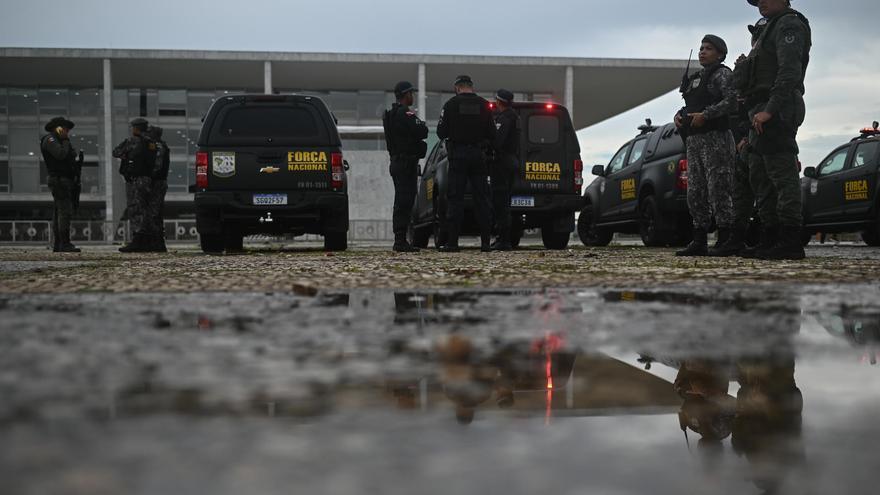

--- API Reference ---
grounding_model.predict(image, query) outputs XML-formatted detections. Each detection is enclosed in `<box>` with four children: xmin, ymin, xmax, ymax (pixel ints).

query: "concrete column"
<box><xmin>264</xmin><ymin>61</ymin><xmax>273</xmax><ymax>95</ymax></box>
<box><xmin>417</xmin><ymin>63</ymin><xmax>427</xmax><ymax>120</ymax></box>
<box><xmin>102</xmin><ymin>59</ymin><xmax>114</xmax><ymax>240</ymax></box>
<box><xmin>564</xmin><ymin>65</ymin><xmax>574</xmax><ymax>122</ymax></box>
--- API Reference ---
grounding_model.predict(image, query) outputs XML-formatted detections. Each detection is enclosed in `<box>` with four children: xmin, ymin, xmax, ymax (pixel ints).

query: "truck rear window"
<box><xmin>218</xmin><ymin>106</ymin><xmax>319</xmax><ymax>138</ymax></box>
<box><xmin>528</xmin><ymin>115</ymin><xmax>560</xmax><ymax>144</ymax></box>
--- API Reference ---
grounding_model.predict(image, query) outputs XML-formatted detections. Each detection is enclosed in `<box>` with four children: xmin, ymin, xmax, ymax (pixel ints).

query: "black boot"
<box><xmin>740</xmin><ymin>226</ymin><xmax>778</xmax><ymax>259</ymax></box>
<box><xmin>760</xmin><ymin>226</ymin><xmax>806</xmax><ymax>261</ymax></box>
<box><xmin>439</xmin><ymin>225</ymin><xmax>460</xmax><ymax>252</ymax></box>
<box><xmin>119</xmin><ymin>234</ymin><xmax>149</xmax><ymax>253</ymax></box>
<box><xmin>480</xmin><ymin>234</ymin><xmax>492</xmax><ymax>253</ymax></box>
<box><xmin>675</xmin><ymin>228</ymin><xmax>708</xmax><ymax>257</ymax></box>
<box><xmin>708</xmin><ymin>227</ymin><xmax>745</xmax><ymax>257</ymax></box>
<box><xmin>56</xmin><ymin>229</ymin><xmax>81</xmax><ymax>253</ymax></box>
<box><xmin>393</xmin><ymin>232</ymin><xmax>419</xmax><ymax>253</ymax></box>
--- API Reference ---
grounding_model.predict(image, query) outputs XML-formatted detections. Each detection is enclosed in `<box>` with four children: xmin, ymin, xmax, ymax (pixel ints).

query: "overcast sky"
<box><xmin>2</xmin><ymin>0</ymin><xmax>878</xmax><ymax>168</ymax></box>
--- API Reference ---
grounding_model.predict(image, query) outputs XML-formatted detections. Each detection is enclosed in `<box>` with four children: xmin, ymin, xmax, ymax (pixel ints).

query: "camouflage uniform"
<box><xmin>684</xmin><ymin>64</ymin><xmax>738</xmax><ymax>231</ymax></box>
<box><xmin>113</xmin><ymin>134</ymin><xmax>155</xmax><ymax>237</ymax></box>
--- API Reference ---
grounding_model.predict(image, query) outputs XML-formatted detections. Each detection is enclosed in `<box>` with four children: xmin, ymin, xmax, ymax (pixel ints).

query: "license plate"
<box><xmin>511</xmin><ymin>196</ymin><xmax>535</xmax><ymax>207</ymax></box>
<box><xmin>253</xmin><ymin>194</ymin><xmax>288</xmax><ymax>206</ymax></box>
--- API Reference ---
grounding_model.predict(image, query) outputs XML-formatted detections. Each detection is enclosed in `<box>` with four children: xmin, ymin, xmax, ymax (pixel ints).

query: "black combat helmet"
<box><xmin>44</xmin><ymin>116</ymin><xmax>75</xmax><ymax>132</ymax></box>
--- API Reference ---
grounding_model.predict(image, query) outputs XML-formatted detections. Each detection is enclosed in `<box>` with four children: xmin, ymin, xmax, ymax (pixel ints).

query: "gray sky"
<box><xmin>2</xmin><ymin>0</ymin><xmax>878</xmax><ymax>167</ymax></box>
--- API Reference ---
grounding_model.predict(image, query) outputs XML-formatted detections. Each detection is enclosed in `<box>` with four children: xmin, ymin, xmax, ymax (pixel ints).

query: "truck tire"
<box><xmin>324</xmin><ymin>232</ymin><xmax>348</xmax><ymax>252</ymax></box>
<box><xmin>224</xmin><ymin>230</ymin><xmax>244</xmax><ymax>252</ymax></box>
<box><xmin>410</xmin><ymin>225</ymin><xmax>431</xmax><ymax>249</ymax></box>
<box><xmin>200</xmin><ymin>233</ymin><xmax>224</xmax><ymax>254</ymax></box>
<box><xmin>577</xmin><ymin>204</ymin><xmax>613</xmax><ymax>247</ymax></box>
<box><xmin>542</xmin><ymin>228</ymin><xmax>571</xmax><ymax>250</ymax></box>
<box><xmin>511</xmin><ymin>227</ymin><xmax>524</xmax><ymax>249</ymax></box>
<box><xmin>638</xmin><ymin>196</ymin><xmax>670</xmax><ymax>247</ymax></box>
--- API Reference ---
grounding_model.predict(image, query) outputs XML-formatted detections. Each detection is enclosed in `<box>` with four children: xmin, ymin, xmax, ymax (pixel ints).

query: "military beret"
<box><xmin>495</xmin><ymin>89</ymin><xmax>514</xmax><ymax>104</ymax></box>
<box><xmin>702</xmin><ymin>34</ymin><xmax>729</xmax><ymax>56</ymax></box>
<box><xmin>44</xmin><ymin>116</ymin><xmax>75</xmax><ymax>132</ymax></box>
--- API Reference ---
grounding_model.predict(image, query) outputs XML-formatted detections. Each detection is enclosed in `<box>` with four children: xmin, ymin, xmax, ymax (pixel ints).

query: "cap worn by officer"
<box><xmin>454</xmin><ymin>75</ymin><xmax>474</xmax><ymax>86</ymax></box>
<box><xmin>130</xmin><ymin>118</ymin><xmax>149</xmax><ymax>130</ymax></box>
<box><xmin>702</xmin><ymin>34</ymin><xmax>729</xmax><ymax>61</ymax></box>
<box><xmin>495</xmin><ymin>89</ymin><xmax>514</xmax><ymax>105</ymax></box>
<box><xmin>44</xmin><ymin>116</ymin><xmax>75</xmax><ymax>132</ymax></box>
<box><xmin>747</xmin><ymin>0</ymin><xmax>790</xmax><ymax>5</ymax></box>
<box><xmin>394</xmin><ymin>81</ymin><xmax>416</xmax><ymax>98</ymax></box>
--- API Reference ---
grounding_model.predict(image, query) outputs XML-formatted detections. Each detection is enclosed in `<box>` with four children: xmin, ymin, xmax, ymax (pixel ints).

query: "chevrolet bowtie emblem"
<box><xmin>259</xmin><ymin>166</ymin><xmax>281</xmax><ymax>174</ymax></box>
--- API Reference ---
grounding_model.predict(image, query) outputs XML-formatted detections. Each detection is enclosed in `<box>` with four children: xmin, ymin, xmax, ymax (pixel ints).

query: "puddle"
<box><xmin>0</xmin><ymin>286</ymin><xmax>878</xmax><ymax>494</ymax></box>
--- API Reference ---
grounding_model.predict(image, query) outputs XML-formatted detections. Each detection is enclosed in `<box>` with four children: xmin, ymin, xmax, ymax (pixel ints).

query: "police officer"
<box><xmin>383</xmin><ymin>81</ymin><xmax>429</xmax><ymax>253</ymax></box>
<box><xmin>490</xmin><ymin>89</ymin><xmax>520</xmax><ymax>251</ymax></box>
<box><xmin>146</xmin><ymin>126</ymin><xmax>171</xmax><ymax>253</ymax></box>
<box><xmin>675</xmin><ymin>35</ymin><xmax>738</xmax><ymax>257</ymax></box>
<box><xmin>113</xmin><ymin>118</ymin><xmax>155</xmax><ymax>253</ymax></box>
<box><xmin>735</xmin><ymin>0</ymin><xmax>811</xmax><ymax>260</ymax></box>
<box><xmin>40</xmin><ymin>116</ymin><xmax>82</xmax><ymax>253</ymax></box>
<box><xmin>436</xmin><ymin>75</ymin><xmax>496</xmax><ymax>253</ymax></box>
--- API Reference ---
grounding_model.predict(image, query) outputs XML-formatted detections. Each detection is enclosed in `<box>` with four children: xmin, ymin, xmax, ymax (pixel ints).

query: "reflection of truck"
<box><xmin>801</xmin><ymin>124</ymin><xmax>880</xmax><ymax>246</ymax></box>
<box><xmin>579</xmin><ymin>120</ymin><xmax>691</xmax><ymax>247</ymax></box>
<box><xmin>192</xmin><ymin>94</ymin><xmax>350</xmax><ymax>253</ymax></box>
<box><xmin>410</xmin><ymin>102</ymin><xmax>584</xmax><ymax>250</ymax></box>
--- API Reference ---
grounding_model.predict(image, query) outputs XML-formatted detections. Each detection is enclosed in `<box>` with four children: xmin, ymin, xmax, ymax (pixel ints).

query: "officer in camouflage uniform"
<box><xmin>383</xmin><ymin>81</ymin><xmax>429</xmax><ymax>253</ymax></box>
<box><xmin>40</xmin><ymin>116</ymin><xmax>82</xmax><ymax>253</ymax></box>
<box><xmin>735</xmin><ymin>0</ymin><xmax>811</xmax><ymax>260</ymax></box>
<box><xmin>146</xmin><ymin>125</ymin><xmax>171</xmax><ymax>253</ymax></box>
<box><xmin>712</xmin><ymin>19</ymin><xmax>770</xmax><ymax>257</ymax></box>
<box><xmin>675</xmin><ymin>35</ymin><xmax>738</xmax><ymax>257</ymax></box>
<box><xmin>113</xmin><ymin>118</ymin><xmax>155</xmax><ymax>253</ymax></box>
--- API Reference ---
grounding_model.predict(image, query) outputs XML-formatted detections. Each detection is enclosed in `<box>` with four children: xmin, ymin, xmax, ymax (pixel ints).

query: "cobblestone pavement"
<box><xmin>1</xmin><ymin>243</ymin><xmax>879</xmax><ymax>293</ymax></box>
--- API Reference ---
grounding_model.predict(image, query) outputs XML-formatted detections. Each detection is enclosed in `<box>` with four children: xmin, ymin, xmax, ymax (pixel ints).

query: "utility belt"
<box><xmin>391</xmin><ymin>154</ymin><xmax>419</xmax><ymax>161</ymax></box>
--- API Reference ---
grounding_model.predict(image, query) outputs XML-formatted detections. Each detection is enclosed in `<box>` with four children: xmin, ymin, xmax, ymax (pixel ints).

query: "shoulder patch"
<box><xmin>47</xmin><ymin>137</ymin><xmax>56</xmax><ymax>143</ymax></box>
<box><xmin>406</xmin><ymin>111</ymin><xmax>416</xmax><ymax>117</ymax></box>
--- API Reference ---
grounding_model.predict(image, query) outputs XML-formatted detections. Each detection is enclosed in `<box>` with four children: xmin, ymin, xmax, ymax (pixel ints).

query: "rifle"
<box><xmin>678</xmin><ymin>50</ymin><xmax>695</xmax><ymax>142</ymax></box>
<box><xmin>72</xmin><ymin>150</ymin><xmax>84</xmax><ymax>213</ymax></box>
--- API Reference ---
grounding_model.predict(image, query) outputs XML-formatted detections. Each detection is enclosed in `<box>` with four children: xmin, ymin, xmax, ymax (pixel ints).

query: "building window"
<box><xmin>70</xmin><ymin>90</ymin><xmax>101</xmax><ymax>118</ymax></box>
<box><xmin>187</xmin><ymin>91</ymin><xmax>215</xmax><ymax>122</ymax></box>
<box><xmin>38</xmin><ymin>89</ymin><xmax>69</xmax><ymax>118</ymax></box>
<box><xmin>158</xmin><ymin>89</ymin><xmax>187</xmax><ymax>118</ymax></box>
<box><xmin>0</xmin><ymin>160</ymin><xmax>8</xmax><ymax>192</ymax></box>
<box><xmin>8</xmin><ymin>89</ymin><xmax>38</xmax><ymax>120</ymax></box>
<box><xmin>0</xmin><ymin>88</ymin><xmax>7</xmax><ymax>116</ymax></box>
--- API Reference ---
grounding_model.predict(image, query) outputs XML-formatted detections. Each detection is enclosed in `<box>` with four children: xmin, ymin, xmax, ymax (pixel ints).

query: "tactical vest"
<box><xmin>740</xmin><ymin>9</ymin><xmax>811</xmax><ymax>100</ymax></box>
<box><xmin>40</xmin><ymin>134</ymin><xmax>76</xmax><ymax>179</ymax></box>
<box><xmin>382</xmin><ymin>104</ymin><xmax>399</xmax><ymax>155</ymax></box>
<box><xmin>683</xmin><ymin>64</ymin><xmax>731</xmax><ymax>134</ymax></box>
<box><xmin>445</xmin><ymin>94</ymin><xmax>492</xmax><ymax>145</ymax></box>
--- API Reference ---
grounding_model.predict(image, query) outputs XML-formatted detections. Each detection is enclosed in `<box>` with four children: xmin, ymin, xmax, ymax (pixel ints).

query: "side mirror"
<box><xmin>803</xmin><ymin>166</ymin><xmax>817</xmax><ymax>179</ymax></box>
<box><xmin>592</xmin><ymin>165</ymin><xmax>606</xmax><ymax>177</ymax></box>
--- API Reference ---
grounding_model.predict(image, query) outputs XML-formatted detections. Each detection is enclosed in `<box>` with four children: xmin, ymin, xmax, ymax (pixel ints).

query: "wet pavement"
<box><xmin>1</xmin><ymin>283</ymin><xmax>879</xmax><ymax>494</ymax></box>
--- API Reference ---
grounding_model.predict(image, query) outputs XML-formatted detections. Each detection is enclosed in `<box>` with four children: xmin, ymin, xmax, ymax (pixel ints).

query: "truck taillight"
<box><xmin>574</xmin><ymin>159</ymin><xmax>584</xmax><ymax>192</ymax></box>
<box><xmin>331</xmin><ymin>152</ymin><xmax>344</xmax><ymax>190</ymax></box>
<box><xmin>196</xmin><ymin>151</ymin><xmax>208</xmax><ymax>188</ymax></box>
<box><xmin>676</xmin><ymin>159</ymin><xmax>688</xmax><ymax>190</ymax></box>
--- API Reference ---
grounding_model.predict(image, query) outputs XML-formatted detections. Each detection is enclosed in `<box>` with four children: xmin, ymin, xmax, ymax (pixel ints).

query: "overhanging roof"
<box><xmin>0</xmin><ymin>48</ymin><xmax>688</xmax><ymax>129</ymax></box>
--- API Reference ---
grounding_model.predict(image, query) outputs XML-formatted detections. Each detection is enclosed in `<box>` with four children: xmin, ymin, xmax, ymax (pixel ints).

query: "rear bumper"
<box><xmin>195</xmin><ymin>190</ymin><xmax>348</xmax><ymax>234</ymax></box>
<box><xmin>510</xmin><ymin>194</ymin><xmax>583</xmax><ymax>215</ymax></box>
<box><xmin>660</xmin><ymin>190</ymin><xmax>690</xmax><ymax>213</ymax></box>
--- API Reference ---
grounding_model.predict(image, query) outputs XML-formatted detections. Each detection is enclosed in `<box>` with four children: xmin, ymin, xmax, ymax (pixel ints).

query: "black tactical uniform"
<box><xmin>147</xmin><ymin>126</ymin><xmax>171</xmax><ymax>253</ymax></box>
<box><xmin>436</xmin><ymin>76</ymin><xmax>496</xmax><ymax>252</ymax></box>
<box><xmin>40</xmin><ymin>116</ymin><xmax>82</xmax><ymax>253</ymax></box>
<box><xmin>113</xmin><ymin>118</ymin><xmax>156</xmax><ymax>252</ymax></box>
<box><xmin>384</xmin><ymin>81</ymin><xmax>429</xmax><ymax>252</ymax></box>
<box><xmin>735</xmin><ymin>1</ymin><xmax>811</xmax><ymax>260</ymax></box>
<box><xmin>490</xmin><ymin>89</ymin><xmax>520</xmax><ymax>251</ymax></box>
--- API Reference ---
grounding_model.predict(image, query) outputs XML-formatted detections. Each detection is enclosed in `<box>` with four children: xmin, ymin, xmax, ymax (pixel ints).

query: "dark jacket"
<box><xmin>383</xmin><ymin>103</ymin><xmax>429</xmax><ymax>158</ymax></box>
<box><xmin>493</xmin><ymin>107</ymin><xmax>520</xmax><ymax>156</ymax></box>
<box><xmin>437</xmin><ymin>93</ymin><xmax>496</xmax><ymax>146</ymax></box>
<box><xmin>40</xmin><ymin>133</ymin><xmax>78</xmax><ymax>179</ymax></box>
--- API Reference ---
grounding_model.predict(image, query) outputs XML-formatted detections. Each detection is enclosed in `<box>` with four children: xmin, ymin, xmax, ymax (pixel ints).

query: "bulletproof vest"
<box><xmin>40</xmin><ymin>134</ymin><xmax>76</xmax><ymax>179</ymax></box>
<box><xmin>743</xmin><ymin>9</ymin><xmax>811</xmax><ymax>99</ymax></box>
<box><xmin>382</xmin><ymin>104</ymin><xmax>399</xmax><ymax>155</ymax></box>
<box><xmin>445</xmin><ymin>94</ymin><xmax>493</xmax><ymax>145</ymax></box>
<box><xmin>153</xmin><ymin>140</ymin><xmax>171</xmax><ymax>180</ymax></box>
<box><xmin>495</xmin><ymin>109</ymin><xmax>520</xmax><ymax>155</ymax></box>
<box><xmin>125</xmin><ymin>136</ymin><xmax>156</xmax><ymax>178</ymax></box>
<box><xmin>683</xmin><ymin>64</ymin><xmax>731</xmax><ymax>134</ymax></box>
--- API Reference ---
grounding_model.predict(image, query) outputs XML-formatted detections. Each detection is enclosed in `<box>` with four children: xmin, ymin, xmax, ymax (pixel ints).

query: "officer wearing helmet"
<box><xmin>674</xmin><ymin>35</ymin><xmax>738</xmax><ymax>257</ymax></box>
<box><xmin>40</xmin><ymin>116</ymin><xmax>83</xmax><ymax>253</ymax></box>
<box><xmin>734</xmin><ymin>0</ymin><xmax>812</xmax><ymax>260</ymax></box>
<box><xmin>490</xmin><ymin>89</ymin><xmax>520</xmax><ymax>251</ymax></box>
<box><xmin>113</xmin><ymin>117</ymin><xmax>156</xmax><ymax>253</ymax></box>
<box><xmin>383</xmin><ymin>81</ymin><xmax>429</xmax><ymax>253</ymax></box>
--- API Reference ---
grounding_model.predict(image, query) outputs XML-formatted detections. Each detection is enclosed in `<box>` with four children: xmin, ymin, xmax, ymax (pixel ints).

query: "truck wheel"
<box><xmin>541</xmin><ymin>228</ymin><xmax>571</xmax><ymax>250</ymax></box>
<box><xmin>510</xmin><ymin>227</ymin><xmax>524</xmax><ymax>249</ymax></box>
<box><xmin>410</xmin><ymin>225</ymin><xmax>431</xmax><ymax>249</ymax></box>
<box><xmin>861</xmin><ymin>229</ymin><xmax>880</xmax><ymax>247</ymax></box>
<box><xmin>199</xmin><ymin>233</ymin><xmax>224</xmax><ymax>254</ymax></box>
<box><xmin>638</xmin><ymin>196</ymin><xmax>670</xmax><ymax>247</ymax></box>
<box><xmin>577</xmin><ymin>204</ymin><xmax>612</xmax><ymax>247</ymax></box>
<box><xmin>324</xmin><ymin>232</ymin><xmax>348</xmax><ymax>252</ymax></box>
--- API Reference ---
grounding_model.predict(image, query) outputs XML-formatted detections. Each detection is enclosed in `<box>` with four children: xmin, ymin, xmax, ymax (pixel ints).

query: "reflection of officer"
<box><xmin>383</xmin><ymin>81</ymin><xmax>429</xmax><ymax>253</ymax></box>
<box><xmin>436</xmin><ymin>75</ymin><xmax>496</xmax><ymax>253</ymax></box>
<box><xmin>490</xmin><ymin>89</ymin><xmax>520</xmax><ymax>251</ymax></box>
<box><xmin>674</xmin><ymin>35</ymin><xmax>737</xmax><ymax>258</ymax></box>
<box><xmin>113</xmin><ymin>118</ymin><xmax>155</xmax><ymax>253</ymax></box>
<box><xmin>40</xmin><ymin>116</ymin><xmax>82</xmax><ymax>253</ymax></box>
<box><xmin>735</xmin><ymin>0</ymin><xmax>811</xmax><ymax>260</ymax></box>
<box><xmin>146</xmin><ymin>126</ymin><xmax>170</xmax><ymax>253</ymax></box>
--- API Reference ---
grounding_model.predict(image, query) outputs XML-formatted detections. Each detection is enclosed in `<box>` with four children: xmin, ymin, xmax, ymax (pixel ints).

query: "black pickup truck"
<box><xmin>410</xmin><ymin>102</ymin><xmax>584</xmax><ymax>250</ymax></box>
<box><xmin>578</xmin><ymin>120</ymin><xmax>691</xmax><ymax>247</ymax></box>
<box><xmin>192</xmin><ymin>94</ymin><xmax>349</xmax><ymax>253</ymax></box>
<box><xmin>801</xmin><ymin>123</ymin><xmax>880</xmax><ymax>245</ymax></box>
